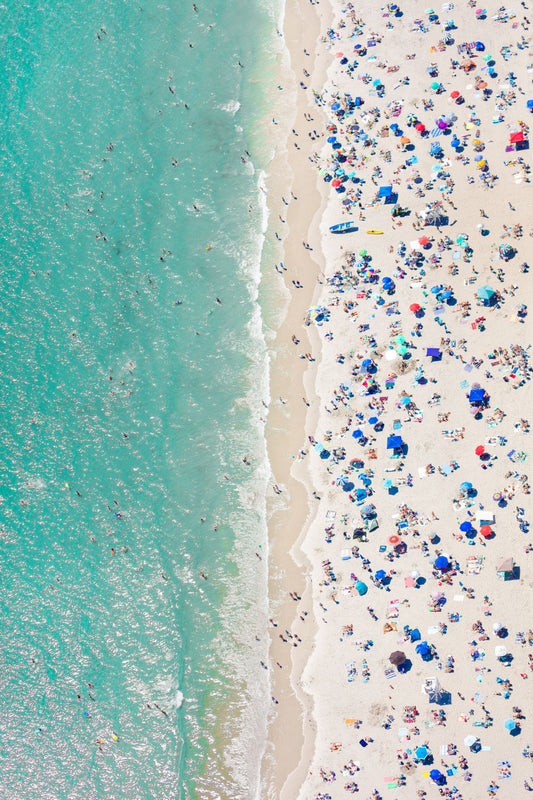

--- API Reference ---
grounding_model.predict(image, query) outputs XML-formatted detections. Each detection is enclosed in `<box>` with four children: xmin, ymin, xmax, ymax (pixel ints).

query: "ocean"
<box><xmin>0</xmin><ymin>0</ymin><xmax>285</xmax><ymax>797</ymax></box>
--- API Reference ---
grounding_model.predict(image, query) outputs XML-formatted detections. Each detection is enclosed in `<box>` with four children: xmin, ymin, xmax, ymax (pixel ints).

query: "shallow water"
<box><xmin>0</xmin><ymin>0</ymin><xmax>283</xmax><ymax>796</ymax></box>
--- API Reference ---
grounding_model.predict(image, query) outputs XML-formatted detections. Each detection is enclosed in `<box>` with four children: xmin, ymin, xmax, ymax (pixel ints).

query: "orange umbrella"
<box><xmin>401</xmin><ymin>136</ymin><xmax>411</xmax><ymax>144</ymax></box>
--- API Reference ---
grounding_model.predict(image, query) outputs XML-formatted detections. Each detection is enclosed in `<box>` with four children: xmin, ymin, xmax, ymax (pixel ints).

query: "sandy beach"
<box><xmin>262</xmin><ymin>0</ymin><xmax>532</xmax><ymax>798</ymax></box>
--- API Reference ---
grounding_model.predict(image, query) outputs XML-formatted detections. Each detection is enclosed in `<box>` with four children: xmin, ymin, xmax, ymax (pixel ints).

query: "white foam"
<box><xmin>221</xmin><ymin>99</ymin><xmax>241</xmax><ymax>115</ymax></box>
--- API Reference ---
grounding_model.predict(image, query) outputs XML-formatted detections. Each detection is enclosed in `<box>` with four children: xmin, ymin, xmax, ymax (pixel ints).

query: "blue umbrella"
<box><xmin>361</xmin><ymin>505</ymin><xmax>373</xmax><ymax>516</ymax></box>
<box><xmin>327</xmin><ymin>136</ymin><xmax>337</xmax><ymax>143</ymax></box>
<box><xmin>430</xmin><ymin>285</ymin><xmax>442</xmax><ymax>294</ymax></box>
<box><xmin>415</xmin><ymin>745</ymin><xmax>429</xmax><ymax>759</ymax></box>
<box><xmin>375</xmin><ymin>569</ymin><xmax>387</xmax><ymax>580</ymax></box>
<box><xmin>390</xmin><ymin>123</ymin><xmax>399</xmax><ymax>130</ymax></box>
<box><xmin>459</xmin><ymin>521</ymin><xmax>472</xmax><ymax>532</ymax></box>
<box><xmin>416</xmin><ymin>642</ymin><xmax>430</xmax><ymax>655</ymax></box>
<box><xmin>527</xmin><ymin>99</ymin><xmax>533</xmax><ymax>109</ymax></box>
<box><xmin>451</xmin><ymin>137</ymin><xmax>460</xmax><ymax>147</ymax></box>
<box><xmin>460</xmin><ymin>481</ymin><xmax>473</xmax><ymax>491</ymax></box>
<box><xmin>331</xmin><ymin>102</ymin><xmax>341</xmax><ymax>110</ymax></box>
<box><xmin>361</xmin><ymin>358</ymin><xmax>373</xmax><ymax>368</ymax></box>
<box><xmin>475</xmin><ymin>41</ymin><xmax>485</xmax><ymax>51</ymax></box>
<box><xmin>368</xmin><ymin>416</ymin><xmax>378</xmax><ymax>424</ymax></box>
<box><xmin>504</xmin><ymin>718</ymin><xmax>517</xmax><ymax>731</ymax></box>
<box><xmin>430</xmin><ymin>769</ymin><xmax>442</xmax><ymax>781</ymax></box>
<box><xmin>373</xmin><ymin>78</ymin><xmax>381</xmax><ymax>87</ymax></box>
<box><xmin>342</xmin><ymin>482</ymin><xmax>355</xmax><ymax>492</ymax></box>
<box><xmin>435</xmin><ymin>555</ymin><xmax>449</xmax><ymax>570</ymax></box>
<box><xmin>352</xmin><ymin>429</ymin><xmax>363</xmax><ymax>439</ymax></box>
<box><xmin>355</xmin><ymin>581</ymin><xmax>368</xmax><ymax>595</ymax></box>
<box><xmin>383</xmin><ymin>479</ymin><xmax>393</xmax><ymax>489</ymax></box>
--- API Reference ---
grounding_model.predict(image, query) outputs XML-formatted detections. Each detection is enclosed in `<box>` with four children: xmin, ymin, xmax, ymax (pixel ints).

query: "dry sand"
<box><xmin>262</xmin><ymin>0</ymin><xmax>532</xmax><ymax>799</ymax></box>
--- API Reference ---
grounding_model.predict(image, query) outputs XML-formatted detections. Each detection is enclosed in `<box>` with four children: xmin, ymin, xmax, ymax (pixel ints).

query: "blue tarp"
<box><xmin>387</xmin><ymin>435</ymin><xmax>403</xmax><ymax>449</ymax></box>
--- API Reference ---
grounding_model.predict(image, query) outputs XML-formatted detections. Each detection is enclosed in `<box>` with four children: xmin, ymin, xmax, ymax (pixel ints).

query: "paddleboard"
<box><xmin>366</xmin><ymin>230</ymin><xmax>383</xmax><ymax>234</ymax></box>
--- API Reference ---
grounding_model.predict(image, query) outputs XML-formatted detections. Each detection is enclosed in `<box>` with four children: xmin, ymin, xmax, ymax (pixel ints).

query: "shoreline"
<box><xmin>260</xmin><ymin>0</ymin><xmax>334</xmax><ymax>796</ymax></box>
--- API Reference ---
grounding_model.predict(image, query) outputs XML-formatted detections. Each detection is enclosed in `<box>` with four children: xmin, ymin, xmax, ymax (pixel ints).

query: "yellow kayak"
<box><xmin>367</xmin><ymin>230</ymin><xmax>383</xmax><ymax>234</ymax></box>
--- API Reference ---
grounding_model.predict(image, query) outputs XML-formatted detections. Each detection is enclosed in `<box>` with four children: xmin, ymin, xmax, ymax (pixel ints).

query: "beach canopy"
<box><xmin>469</xmin><ymin>387</ymin><xmax>485</xmax><ymax>402</ymax></box>
<box><xmin>510</xmin><ymin>131</ymin><xmax>524</xmax><ymax>144</ymax></box>
<box><xmin>426</xmin><ymin>347</ymin><xmax>441</xmax><ymax>358</ymax></box>
<box><xmin>477</xmin><ymin>285</ymin><xmax>496</xmax><ymax>302</ymax></box>
<box><xmin>378</xmin><ymin>185</ymin><xmax>393</xmax><ymax>198</ymax></box>
<box><xmin>389</xmin><ymin>650</ymin><xmax>406</xmax><ymax>666</ymax></box>
<box><xmin>355</xmin><ymin>580</ymin><xmax>368</xmax><ymax>596</ymax></box>
<box><xmin>387</xmin><ymin>435</ymin><xmax>403</xmax><ymax>449</ymax></box>
<box><xmin>435</xmin><ymin>555</ymin><xmax>449</xmax><ymax>570</ymax></box>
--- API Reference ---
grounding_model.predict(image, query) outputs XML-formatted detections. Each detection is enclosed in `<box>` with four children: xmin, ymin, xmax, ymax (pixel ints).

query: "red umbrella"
<box><xmin>389</xmin><ymin>535</ymin><xmax>400</xmax><ymax>544</ymax></box>
<box><xmin>450</xmin><ymin>90</ymin><xmax>460</xmax><ymax>99</ymax></box>
<box><xmin>419</xmin><ymin>236</ymin><xmax>430</xmax><ymax>246</ymax></box>
<box><xmin>415</xmin><ymin>122</ymin><xmax>425</xmax><ymax>132</ymax></box>
<box><xmin>475</xmin><ymin>445</ymin><xmax>485</xmax><ymax>456</ymax></box>
<box><xmin>331</xmin><ymin>179</ymin><xmax>341</xmax><ymax>187</ymax></box>
<box><xmin>410</xmin><ymin>303</ymin><xmax>422</xmax><ymax>313</ymax></box>
<box><xmin>480</xmin><ymin>525</ymin><xmax>492</xmax><ymax>537</ymax></box>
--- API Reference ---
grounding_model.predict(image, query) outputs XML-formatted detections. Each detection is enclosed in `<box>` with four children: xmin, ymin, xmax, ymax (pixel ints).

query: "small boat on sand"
<box><xmin>329</xmin><ymin>221</ymin><xmax>358</xmax><ymax>234</ymax></box>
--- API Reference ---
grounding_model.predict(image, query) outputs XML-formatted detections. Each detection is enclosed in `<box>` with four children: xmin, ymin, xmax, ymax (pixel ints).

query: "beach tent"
<box><xmin>423</xmin><ymin>676</ymin><xmax>444</xmax><ymax>702</ymax></box>
<box><xmin>496</xmin><ymin>557</ymin><xmax>515</xmax><ymax>579</ymax></box>
<box><xmin>387</xmin><ymin>435</ymin><xmax>403</xmax><ymax>449</ymax></box>
<box><xmin>426</xmin><ymin>347</ymin><xmax>441</xmax><ymax>359</ymax></box>
<box><xmin>355</xmin><ymin>580</ymin><xmax>368</xmax><ymax>596</ymax></box>
<box><xmin>469</xmin><ymin>387</ymin><xmax>485</xmax><ymax>403</ymax></box>
<box><xmin>378</xmin><ymin>185</ymin><xmax>393</xmax><ymax>198</ymax></box>
<box><xmin>510</xmin><ymin>131</ymin><xmax>524</xmax><ymax>144</ymax></box>
<box><xmin>477</xmin><ymin>285</ymin><xmax>497</xmax><ymax>305</ymax></box>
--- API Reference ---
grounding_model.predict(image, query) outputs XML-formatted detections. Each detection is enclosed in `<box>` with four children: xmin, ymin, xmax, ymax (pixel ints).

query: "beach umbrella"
<box><xmin>464</xmin><ymin>735</ymin><xmax>477</xmax><ymax>747</ymax></box>
<box><xmin>459</xmin><ymin>521</ymin><xmax>472</xmax><ymax>532</ymax></box>
<box><xmin>383</xmin><ymin>479</ymin><xmax>394</xmax><ymax>489</ymax></box>
<box><xmin>410</xmin><ymin>303</ymin><xmax>421</xmax><ymax>313</ymax></box>
<box><xmin>504</xmin><ymin>718</ymin><xmax>517</xmax><ymax>731</ymax></box>
<box><xmin>451</xmin><ymin>137</ymin><xmax>460</xmax><ymax>147</ymax></box>
<box><xmin>397</xmin><ymin>345</ymin><xmax>408</xmax><ymax>356</ymax></box>
<box><xmin>460</xmin><ymin>481</ymin><xmax>473</xmax><ymax>492</ymax></box>
<box><xmin>435</xmin><ymin>555</ymin><xmax>449</xmax><ymax>570</ymax></box>
<box><xmin>416</xmin><ymin>745</ymin><xmax>429</xmax><ymax>759</ymax></box>
<box><xmin>480</xmin><ymin>525</ymin><xmax>492</xmax><ymax>537</ymax></box>
<box><xmin>430</xmin><ymin>769</ymin><xmax>443</xmax><ymax>781</ymax></box>
<box><xmin>359</xmin><ymin>249</ymin><xmax>367</xmax><ymax>256</ymax></box>
<box><xmin>430</xmin><ymin>285</ymin><xmax>442</xmax><ymax>294</ymax></box>
<box><xmin>430</xmin><ymin>81</ymin><xmax>440</xmax><ymax>91</ymax></box>
<box><xmin>375</xmin><ymin>569</ymin><xmax>387</xmax><ymax>580</ymax></box>
<box><xmin>527</xmin><ymin>99</ymin><xmax>533</xmax><ymax>109</ymax></box>
<box><xmin>493</xmin><ymin>622</ymin><xmax>502</xmax><ymax>633</ymax></box>
<box><xmin>331</xmin><ymin>102</ymin><xmax>341</xmax><ymax>110</ymax></box>
<box><xmin>450</xmin><ymin>90</ymin><xmax>460</xmax><ymax>99</ymax></box>
<box><xmin>355</xmin><ymin>580</ymin><xmax>368</xmax><ymax>596</ymax></box>
<box><xmin>361</xmin><ymin>504</ymin><xmax>374</xmax><ymax>516</ymax></box>
<box><xmin>327</xmin><ymin>136</ymin><xmax>337</xmax><ymax>143</ymax></box>
<box><xmin>389</xmin><ymin>535</ymin><xmax>400</xmax><ymax>545</ymax></box>
<box><xmin>493</xmin><ymin>491</ymin><xmax>503</xmax><ymax>501</ymax></box>
<box><xmin>475</xmin><ymin>445</ymin><xmax>485</xmax><ymax>455</ymax></box>
<box><xmin>331</xmin><ymin>179</ymin><xmax>341</xmax><ymax>187</ymax></box>
<box><xmin>419</xmin><ymin>236</ymin><xmax>430</xmax><ymax>246</ymax></box>
<box><xmin>475</xmin><ymin>41</ymin><xmax>485</xmax><ymax>51</ymax></box>
<box><xmin>389</xmin><ymin>650</ymin><xmax>406</xmax><ymax>666</ymax></box>
<box><xmin>425</xmin><ymin>7</ymin><xmax>435</xmax><ymax>13</ymax></box>
<box><xmin>411</xmin><ymin>570</ymin><xmax>420</xmax><ymax>579</ymax></box>
<box><xmin>400</xmin><ymin>136</ymin><xmax>410</xmax><ymax>144</ymax></box>
<box><xmin>361</xmin><ymin>358</ymin><xmax>373</xmax><ymax>368</ymax></box>
<box><xmin>437</xmin><ymin>118</ymin><xmax>447</xmax><ymax>129</ymax></box>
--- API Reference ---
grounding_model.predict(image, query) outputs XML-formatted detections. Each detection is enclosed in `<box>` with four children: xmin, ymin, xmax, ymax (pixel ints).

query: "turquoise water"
<box><xmin>0</xmin><ymin>1</ymin><xmax>282</xmax><ymax>797</ymax></box>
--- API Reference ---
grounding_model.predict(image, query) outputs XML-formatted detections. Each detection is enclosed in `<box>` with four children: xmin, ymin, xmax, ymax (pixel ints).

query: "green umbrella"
<box><xmin>397</xmin><ymin>345</ymin><xmax>408</xmax><ymax>356</ymax></box>
<box><xmin>431</xmin><ymin>81</ymin><xmax>440</xmax><ymax>90</ymax></box>
<box><xmin>394</xmin><ymin>334</ymin><xmax>406</xmax><ymax>344</ymax></box>
<box><xmin>483</xmin><ymin>54</ymin><xmax>492</xmax><ymax>61</ymax></box>
<box><xmin>359</xmin><ymin>249</ymin><xmax>367</xmax><ymax>256</ymax></box>
<box><xmin>425</xmin><ymin>7</ymin><xmax>434</xmax><ymax>12</ymax></box>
